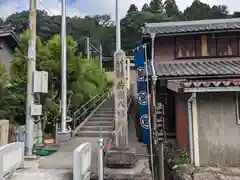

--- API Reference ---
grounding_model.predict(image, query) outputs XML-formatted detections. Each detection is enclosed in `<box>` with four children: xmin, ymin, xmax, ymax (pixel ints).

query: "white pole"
<box><xmin>144</xmin><ymin>45</ymin><xmax>154</xmax><ymax>180</ymax></box>
<box><xmin>25</xmin><ymin>0</ymin><xmax>36</xmax><ymax>156</ymax></box>
<box><xmin>87</xmin><ymin>37</ymin><xmax>90</xmax><ymax>60</ymax></box>
<box><xmin>115</xmin><ymin>0</ymin><xmax>121</xmax><ymax>50</ymax></box>
<box><xmin>100</xmin><ymin>43</ymin><xmax>103</xmax><ymax>70</ymax></box>
<box><xmin>60</xmin><ymin>0</ymin><xmax>67</xmax><ymax>132</ymax></box>
<box><xmin>98</xmin><ymin>138</ymin><xmax>104</xmax><ymax>180</ymax></box>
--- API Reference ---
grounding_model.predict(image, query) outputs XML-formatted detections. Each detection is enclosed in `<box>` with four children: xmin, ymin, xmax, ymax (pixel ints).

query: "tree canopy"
<box><xmin>0</xmin><ymin>30</ymin><xmax>108</xmax><ymax>129</ymax></box>
<box><xmin>0</xmin><ymin>0</ymin><xmax>237</xmax><ymax>57</ymax></box>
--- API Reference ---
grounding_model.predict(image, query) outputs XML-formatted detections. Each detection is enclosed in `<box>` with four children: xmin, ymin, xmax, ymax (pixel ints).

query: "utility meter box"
<box><xmin>33</xmin><ymin>71</ymin><xmax>48</xmax><ymax>93</ymax></box>
<box><xmin>30</xmin><ymin>104</ymin><xmax>42</xmax><ymax>116</ymax></box>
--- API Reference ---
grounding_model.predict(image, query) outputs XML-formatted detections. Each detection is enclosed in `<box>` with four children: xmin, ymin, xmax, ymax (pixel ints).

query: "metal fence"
<box><xmin>0</xmin><ymin>142</ymin><xmax>24</xmax><ymax>179</ymax></box>
<box><xmin>72</xmin><ymin>89</ymin><xmax>113</xmax><ymax>130</ymax></box>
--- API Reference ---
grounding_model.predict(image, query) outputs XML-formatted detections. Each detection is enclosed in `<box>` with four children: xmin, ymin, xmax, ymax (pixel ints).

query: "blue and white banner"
<box><xmin>134</xmin><ymin>46</ymin><xmax>150</xmax><ymax>145</ymax></box>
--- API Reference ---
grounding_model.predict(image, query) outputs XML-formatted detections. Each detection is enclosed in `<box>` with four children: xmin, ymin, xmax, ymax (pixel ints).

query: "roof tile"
<box><xmin>148</xmin><ymin>59</ymin><xmax>240</xmax><ymax>78</ymax></box>
<box><xmin>142</xmin><ymin>18</ymin><xmax>240</xmax><ymax>35</ymax></box>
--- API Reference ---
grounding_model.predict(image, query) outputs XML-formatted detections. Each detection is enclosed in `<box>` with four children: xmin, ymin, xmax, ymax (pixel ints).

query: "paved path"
<box><xmin>8</xmin><ymin>159</ymin><xmax>72</xmax><ymax>180</ymax></box>
<box><xmin>38</xmin><ymin>137</ymin><xmax>109</xmax><ymax>173</ymax></box>
<box><xmin>8</xmin><ymin>113</ymin><xmax>150</xmax><ymax>180</ymax></box>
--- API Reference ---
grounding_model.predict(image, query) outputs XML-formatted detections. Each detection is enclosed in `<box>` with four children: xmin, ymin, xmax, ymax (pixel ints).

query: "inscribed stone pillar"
<box><xmin>114</xmin><ymin>49</ymin><xmax>128</xmax><ymax>148</ymax></box>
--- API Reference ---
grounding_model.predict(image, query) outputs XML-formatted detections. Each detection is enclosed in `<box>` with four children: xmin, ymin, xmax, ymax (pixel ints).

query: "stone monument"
<box><xmin>105</xmin><ymin>49</ymin><xmax>137</xmax><ymax>168</ymax></box>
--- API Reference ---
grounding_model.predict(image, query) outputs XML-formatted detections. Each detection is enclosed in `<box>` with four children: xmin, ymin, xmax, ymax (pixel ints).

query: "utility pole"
<box><xmin>99</xmin><ymin>43</ymin><xmax>103</xmax><ymax>70</ymax></box>
<box><xmin>151</xmin><ymin>33</ymin><xmax>164</xmax><ymax>180</ymax></box>
<box><xmin>60</xmin><ymin>0</ymin><xmax>67</xmax><ymax>133</ymax></box>
<box><xmin>86</xmin><ymin>37</ymin><xmax>90</xmax><ymax>60</ymax></box>
<box><xmin>25</xmin><ymin>0</ymin><xmax>37</xmax><ymax>156</ymax></box>
<box><xmin>115</xmin><ymin>0</ymin><xmax>121</xmax><ymax>51</ymax></box>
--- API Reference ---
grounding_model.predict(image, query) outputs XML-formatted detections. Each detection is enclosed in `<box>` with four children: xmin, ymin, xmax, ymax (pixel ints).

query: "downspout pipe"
<box><xmin>150</xmin><ymin>33</ymin><xmax>157</xmax><ymax>145</ymax></box>
<box><xmin>150</xmin><ymin>33</ymin><xmax>156</xmax><ymax>79</ymax></box>
<box><xmin>187</xmin><ymin>92</ymin><xmax>196</xmax><ymax>164</ymax></box>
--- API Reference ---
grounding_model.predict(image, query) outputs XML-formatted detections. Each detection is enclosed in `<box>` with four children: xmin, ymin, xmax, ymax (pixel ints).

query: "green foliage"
<box><xmin>164</xmin><ymin>0</ymin><xmax>182</xmax><ymax>20</ymax></box>
<box><xmin>180</xmin><ymin>148</ymin><xmax>190</xmax><ymax>164</ymax></box>
<box><xmin>142</xmin><ymin>3</ymin><xmax>150</xmax><ymax>11</ymax></box>
<box><xmin>0</xmin><ymin>30</ymin><xmax>107</xmax><ymax>131</ymax></box>
<box><xmin>1</xmin><ymin>1</ymin><xmax>236</xmax><ymax>57</ymax></box>
<box><xmin>149</xmin><ymin>0</ymin><xmax>165</xmax><ymax>14</ymax></box>
<box><xmin>127</xmin><ymin>4</ymin><xmax>138</xmax><ymax>14</ymax></box>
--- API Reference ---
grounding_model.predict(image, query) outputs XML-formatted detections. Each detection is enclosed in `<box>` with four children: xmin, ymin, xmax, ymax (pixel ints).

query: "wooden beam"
<box><xmin>201</xmin><ymin>35</ymin><xmax>208</xmax><ymax>56</ymax></box>
<box><xmin>167</xmin><ymin>81</ymin><xmax>180</xmax><ymax>92</ymax></box>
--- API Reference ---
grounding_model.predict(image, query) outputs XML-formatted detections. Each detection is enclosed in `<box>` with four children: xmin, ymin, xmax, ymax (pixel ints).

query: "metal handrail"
<box><xmin>72</xmin><ymin>88</ymin><xmax>113</xmax><ymax>129</ymax></box>
<box><xmin>73</xmin><ymin>93</ymin><xmax>100</xmax><ymax>116</ymax></box>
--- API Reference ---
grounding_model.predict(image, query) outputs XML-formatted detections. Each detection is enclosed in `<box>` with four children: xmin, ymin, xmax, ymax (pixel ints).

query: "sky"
<box><xmin>0</xmin><ymin>0</ymin><xmax>238</xmax><ymax>20</ymax></box>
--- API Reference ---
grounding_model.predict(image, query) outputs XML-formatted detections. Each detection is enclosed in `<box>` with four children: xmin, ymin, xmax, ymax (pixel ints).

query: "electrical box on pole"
<box><xmin>33</xmin><ymin>71</ymin><xmax>48</xmax><ymax>93</ymax></box>
<box><xmin>30</xmin><ymin>104</ymin><xmax>42</xmax><ymax>116</ymax></box>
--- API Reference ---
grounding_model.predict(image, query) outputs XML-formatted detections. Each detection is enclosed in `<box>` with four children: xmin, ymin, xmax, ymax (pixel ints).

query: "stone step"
<box><xmin>92</xmin><ymin>114</ymin><xmax>114</xmax><ymax>118</ymax></box>
<box><xmin>90</xmin><ymin>116</ymin><xmax>114</xmax><ymax>120</ymax></box>
<box><xmin>100</xmin><ymin>107</ymin><xmax>114</xmax><ymax>109</ymax></box>
<box><xmin>96</xmin><ymin>108</ymin><xmax>115</xmax><ymax>113</ymax></box>
<box><xmin>85</xmin><ymin>121</ymin><xmax>113</xmax><ymax>126</ymax></box>
<box><xmin>81</xmin><ymin>126</ymin><xmax>113</xmax><ymax>131</ymax></box>
<box><xmin>94</xmin><ymin>111</ymin><xmax>115</xmax><ymax>115</ymax></box>
<box><xmin>76</xmin><ymin>130</ymin><xmax>112</xmax><ymax>137</ymax></box>
<box><xmin>88</xmin><ymin>119</ymin><xmax>113</xmax><ymax>123</ymax></box>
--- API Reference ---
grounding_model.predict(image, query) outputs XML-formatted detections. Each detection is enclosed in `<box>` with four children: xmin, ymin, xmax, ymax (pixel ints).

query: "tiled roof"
<box><xmin>0</xmin><ymin>26</ymin><xmax>19</xmax><ymax>43</ymax></box>
<box><xmin>148</xmin><ymin>59</ymin><xmax>240</xmax><ymax>78</ymax></box>
<box><xmin>142</xmin><ymin>18</ymin><xmax>240</xmax><ymax>35</ymax></box>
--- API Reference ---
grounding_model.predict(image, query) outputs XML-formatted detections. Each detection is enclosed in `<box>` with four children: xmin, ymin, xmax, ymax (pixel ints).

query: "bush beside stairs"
<box><xmin>76</xmin><ymin>96</ymin><xmax>114</xmax><ymax>137</ymax></box>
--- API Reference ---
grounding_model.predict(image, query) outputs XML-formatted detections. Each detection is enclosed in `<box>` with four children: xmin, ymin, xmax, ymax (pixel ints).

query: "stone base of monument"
<box><xmin>105</xmin><ymin>147</ymin><xmax>137</xmax><ymax>168</ymax></box>
<box><xmin>56</xmin><ymin>131</ymin><xmax>71</xmax><ymax>144</ymax></box>
<box><xmin>91</xmin><ymin>159</ymin><xmax>152</xmax><ymax>180</ymax></box>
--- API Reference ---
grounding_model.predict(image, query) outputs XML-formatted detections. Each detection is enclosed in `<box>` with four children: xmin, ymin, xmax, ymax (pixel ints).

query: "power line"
<box><xmin>36</xmin><ymin>0</ymin><xmax>73</xmax><ymax>33</ymax></box>
<box><xmin>36</xmin><ymin>0</ymin><xmax>54</xmax><ymax>16</ymax></box>
<box><xmin>37</xmin><ymin>0</ymin><xmax>104</xmax><ymax>58</ymax></box>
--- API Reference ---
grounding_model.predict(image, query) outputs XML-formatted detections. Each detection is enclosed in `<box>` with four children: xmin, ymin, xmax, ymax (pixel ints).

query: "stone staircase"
<box><xmin>76</xmin><ymin>96</ymin><xmax>114</xmax><ymax>137</ymax></box>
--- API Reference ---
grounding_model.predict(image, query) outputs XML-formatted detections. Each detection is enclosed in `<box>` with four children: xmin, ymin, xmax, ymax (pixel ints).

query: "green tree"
<box><xmin>127</xmin><ymin>4</ymin><xmax>138</xmax><ymax>14</ymax></box>
<box><xmin>164</xmin><ymin>0</ymin><xmax>182</xmax><ymax>20</ymax></box>
<box><xmin>232</xmin><ymin>12</ymin><xmax>240</xmax><ymax>18</ymax></box>
<box><xmin>0</xmin><ymin>30</ymin><xmax>108</xmax><ymax>129</ymax></box>
<box><xmin>210</xmin><ymin>5</ymin><xmax>229</xmax><ymax>19</ymax></box>
<box><xmin>142</xmin><ymin>3</ymin><xmax>150</xmax><ymax>11</ymax></box>
<box><xmin>183</xmin><ymin>0</ymin><xmax>211</xmax><ymax>20</ymax></box>
<box><xmin>2</xmin><ymin>3</ymin><xmax>235</xmax><ymax>58</ymax></box>
<box><xmin>149</xmin><ymin>0</ymin><xmax>164</xmax><ymax>14</ymax></box>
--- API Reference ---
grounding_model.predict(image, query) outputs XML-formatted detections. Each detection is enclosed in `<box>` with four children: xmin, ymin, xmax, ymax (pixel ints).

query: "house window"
<box><xmin>236</xmin><ymin>92</ymin><xmax>240</xmax><ymax>125</ymax></box>
<box><xmin>176</xmin><ymin>36</ymin><xmax>196</xmax><ymax>58</ymax></box>
<box><xmin>217</xmin><ymin>36</ymin><xmax>238</xmax><ymax>56</ymax></box>
<box><xmin>207</xmin><ymin>35</ymin><xmax>217</xmax><ymax>56</ymax></box>
<box><xmin>175</xmin><ymin>33</ymin><xmax>240</xmax><ymax>59</ymax></box>
<box><xmin>196</xmin><ymin>35</ymin><xmax>217</xmax><ymax>57</ymax></box>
